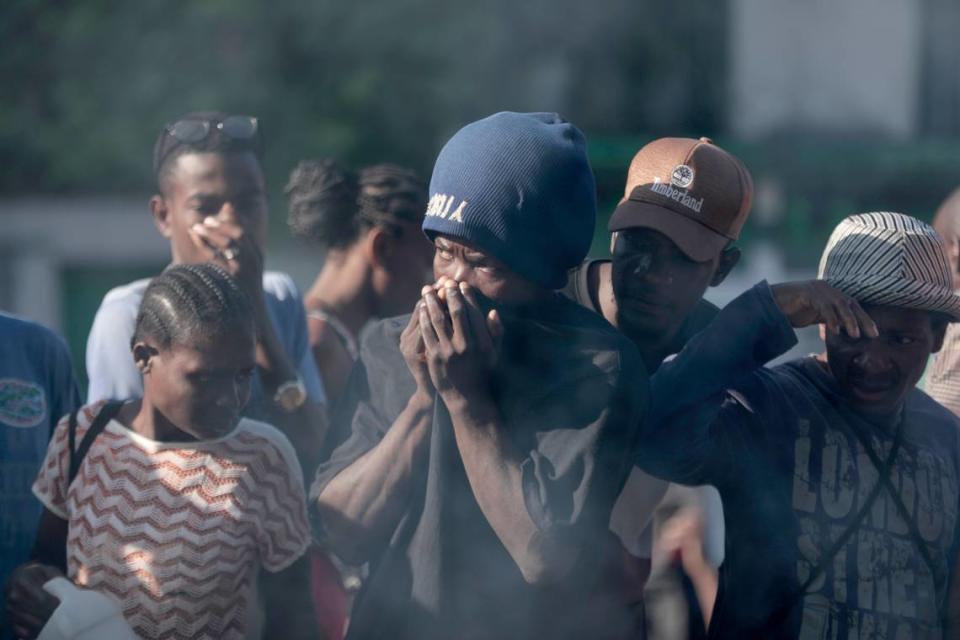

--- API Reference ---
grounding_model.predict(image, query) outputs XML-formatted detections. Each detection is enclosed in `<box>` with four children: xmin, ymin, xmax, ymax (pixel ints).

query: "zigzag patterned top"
<box><xmin>33</xmin><ymin>401</ymin><xmax>311</xmax><ymax>639</ymax></box>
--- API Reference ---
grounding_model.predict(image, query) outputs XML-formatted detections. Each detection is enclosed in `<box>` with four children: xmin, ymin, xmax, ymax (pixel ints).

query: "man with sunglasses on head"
<box><xmin>563</xmin><ymin>137</ymin><xmax>752</xmax><ymax>632</ymax></box>
<box><xmin>86</xmin><ymin>111</ymin><xmax>328</xmax><ymax>474</ymax></box>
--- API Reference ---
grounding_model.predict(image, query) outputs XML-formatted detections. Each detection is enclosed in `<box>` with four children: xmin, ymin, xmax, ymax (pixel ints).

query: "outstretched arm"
<box><xmin>638</xmin><ymin>280</ymin><xmax>877</xmax><ymax>484</ymax></box>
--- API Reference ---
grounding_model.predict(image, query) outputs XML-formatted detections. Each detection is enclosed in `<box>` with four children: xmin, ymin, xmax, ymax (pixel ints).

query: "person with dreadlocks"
<box><xmin>286</xmin><ymin>160</ymin><xmax>432</xmax><ymax>407</ymax></box>
<box><xmin>85</xmin><ymin>112</ymin><xmax>328</xmax><ymax>478</ymax></box>
<box><xmin>5</xmin><ymin>264</ymin><xmax>318</xmax><ymax>639</ymax></box>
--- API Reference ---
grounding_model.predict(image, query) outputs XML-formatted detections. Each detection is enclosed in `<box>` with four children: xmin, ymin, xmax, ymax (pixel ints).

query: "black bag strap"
<box><xmin>756</xmin><ymin>414</ymin><xmax>904</xmax><ymax>634</ymax></box>
<box><xmin>846</xmin><ymin>419</ymin><xmax>940</xmax><ymax>588</ymax></box>
<box><xmin>67</xmin><ymin>401</ymin><xmax>123</xmax><ymax>486</ymax></box>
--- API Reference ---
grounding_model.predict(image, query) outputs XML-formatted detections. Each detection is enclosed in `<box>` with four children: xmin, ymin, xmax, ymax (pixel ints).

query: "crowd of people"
<box><xmin>3</xmin><ymin>109</ymin><xmax>960</xmax><ymax>640</ymax></box>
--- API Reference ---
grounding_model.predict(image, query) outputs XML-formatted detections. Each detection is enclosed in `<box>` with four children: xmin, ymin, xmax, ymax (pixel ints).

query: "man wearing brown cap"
<box><xmin>564</xmin><ymin>137</ymin><xmax>752</xmax><ymax>632</ymax></box>
<box><xmin>565</xmin><ymin>136</ymin><xmax>751</xmax><ymax>373</ymax></box>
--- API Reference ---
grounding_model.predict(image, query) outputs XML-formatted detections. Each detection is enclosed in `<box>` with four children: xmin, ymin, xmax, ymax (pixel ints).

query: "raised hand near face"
<box><xmin>399</xmin><ymin>277</ymin><xmax>467</xmax><ymax>396</ymax></box>
<box><xmin>418</xmin><ymin>279</ymin><xmax>503</xmax><ymax>398</ymax></box>
<box><xmin>771</xmin><ymin>280</ymin><xmax>879</xmax><ymax>339</ymax></box>
<box><xmin>188</xmin><ymin>212</ymin><xmax>265</xmax><ymax>302</ymax></box>
<box><xmin>401</xmin><ymin>300</ymin><xmax>433</xmax><ymax>395</ymax></box>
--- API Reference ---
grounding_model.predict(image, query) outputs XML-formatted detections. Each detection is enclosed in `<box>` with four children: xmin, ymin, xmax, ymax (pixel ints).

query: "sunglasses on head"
<box><xmin>164</xmin><ymin>115</ymin><xmax>260</xmax><ymax>144</ymax></box>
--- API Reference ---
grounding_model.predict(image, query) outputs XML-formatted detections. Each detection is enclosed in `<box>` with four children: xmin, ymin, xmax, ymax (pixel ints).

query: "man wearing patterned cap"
<box><xmin>640</xmin><ymin>212</ymin><xmax>960</xmax><ymax>638</ymax></box>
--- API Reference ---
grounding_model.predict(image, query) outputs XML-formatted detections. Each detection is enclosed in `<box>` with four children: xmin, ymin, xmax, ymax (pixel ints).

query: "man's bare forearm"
<box><xmin>444</xmin><ymin>391</ymin><xmax>578</xmax><ymax>586</ymax></box>
<box><xmin>316</xmin><ymin>392</ymin><xmax>434</xmax><ymax>563</ymax></box>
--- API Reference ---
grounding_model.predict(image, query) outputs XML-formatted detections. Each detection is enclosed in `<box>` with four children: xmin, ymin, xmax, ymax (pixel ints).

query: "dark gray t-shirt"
<box><xmin>564</xmin><ymin>258</ymin><xmax>724</xmax><ymax>561</ymax></box>
<box><xmin>644</xmin><ymin>282</ymin><xmax>960</xmax><ymax>638</ymax></box>
<box><xmin>313</xmin><ymin>294</ymin><xmax>648</xmax><ymax>640</ymax></box>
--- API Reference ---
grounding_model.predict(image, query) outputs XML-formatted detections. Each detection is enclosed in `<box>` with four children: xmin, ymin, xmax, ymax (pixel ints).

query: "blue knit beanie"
<box><xmin>422</xmin><ymin>112</ymin><xmax>596</xmax><ymax>289</ymax></box>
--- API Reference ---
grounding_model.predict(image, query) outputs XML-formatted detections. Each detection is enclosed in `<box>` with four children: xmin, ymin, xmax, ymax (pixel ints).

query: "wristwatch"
<box><xmin>273</xmin><ymin>377</ymin><xmax>308</xmax><ymax>413</ymax></box>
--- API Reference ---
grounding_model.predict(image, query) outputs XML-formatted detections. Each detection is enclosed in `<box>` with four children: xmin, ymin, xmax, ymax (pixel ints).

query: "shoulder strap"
<box><xmin>755</xmin><ymin>415</ymin><xmax>904</xmax><ymax>634</ymax></box>
<box><xmin>845</xmin><ymin>418</ymin><xmax>940</xmax><ymax>586</ymax></box>
<box><xmin>308</xmin><ymin>307</ymin><xmax>359</xmax><ymax>359</ymax></box>
<box><xmin>68</xmin><ymin>401</ymin><xmax>123</xmax><ymax>486</ymax></box>
<box><xmin>67</xmin><ymin>407</ymin><xmax>80</xmax><ymax>470</ymax></box>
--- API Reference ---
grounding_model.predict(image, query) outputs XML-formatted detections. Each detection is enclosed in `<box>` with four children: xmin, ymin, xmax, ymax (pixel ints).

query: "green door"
<box><xmin>61</xmin><ymin>264</ymin><xmax>165</xmax><ymax>398</ymax></box>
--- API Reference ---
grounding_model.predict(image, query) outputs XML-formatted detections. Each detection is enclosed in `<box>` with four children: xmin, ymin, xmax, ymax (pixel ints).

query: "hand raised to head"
<box><xmin>771</xmin><ymin>280</ymin><xmax>879</xmax><ymax>339</ymax></box>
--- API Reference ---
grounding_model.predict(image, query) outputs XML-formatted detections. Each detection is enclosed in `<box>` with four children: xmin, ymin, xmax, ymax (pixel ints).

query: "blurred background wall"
<box><xmin>2</xmin><ymin>0</ymin><xmax>959</xmax><ymax>392</ymax></box>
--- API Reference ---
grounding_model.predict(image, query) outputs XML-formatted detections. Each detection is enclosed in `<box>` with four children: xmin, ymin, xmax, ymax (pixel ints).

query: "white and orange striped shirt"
<box><xmin>33</xmin><ymin>402</ymin><xmax>311</xmax><ymax>639</ymax></box>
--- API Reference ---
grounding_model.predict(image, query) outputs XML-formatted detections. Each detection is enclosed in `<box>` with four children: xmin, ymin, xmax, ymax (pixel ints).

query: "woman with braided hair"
<box><xmin>6</xmin><ymin>264</ymin><xmax>319</xmax><ymax>639</ymax></box>
<box><xmin>286</xmin><ymin>159</ymin><xmax>432</xmax><ymax>407</ymax></box>
<box><xmin>286</xmin><ymin>160</ymin><xmax>430</xmax><ymax>640</ymax></box>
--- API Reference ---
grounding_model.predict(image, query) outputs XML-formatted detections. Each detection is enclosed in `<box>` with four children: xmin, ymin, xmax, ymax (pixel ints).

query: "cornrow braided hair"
<box><xmin>132</xmin><ymin>263</ymin><xmax>254</xmax><ymax>349</ymax></box>
<box><xmin>285</xmin><ymin>159</ymin><xmax>427</xmax><ymax>249</ymax></box>
<box><xmin>356</xmin><ymin>164</ymin><xmax>426</xmax><ymax>227</ymax></box>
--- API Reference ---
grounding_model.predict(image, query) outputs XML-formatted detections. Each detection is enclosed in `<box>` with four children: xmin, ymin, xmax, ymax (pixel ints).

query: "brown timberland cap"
<box><xmin>608</xmin><ymin>137</ymin><xmax>753</xmax><ymax>262</ymax></box>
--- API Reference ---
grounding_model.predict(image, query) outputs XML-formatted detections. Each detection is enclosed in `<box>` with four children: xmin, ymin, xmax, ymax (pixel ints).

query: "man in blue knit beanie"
<box><xmin>313</xmin><ymin>112</ymin><xmax>647</xmax><ymax>639</ymax></box>
<box><xmin>421</xmin><ymin>111</ymin><xmax>596</xmax><ymax>290</ymax></box>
